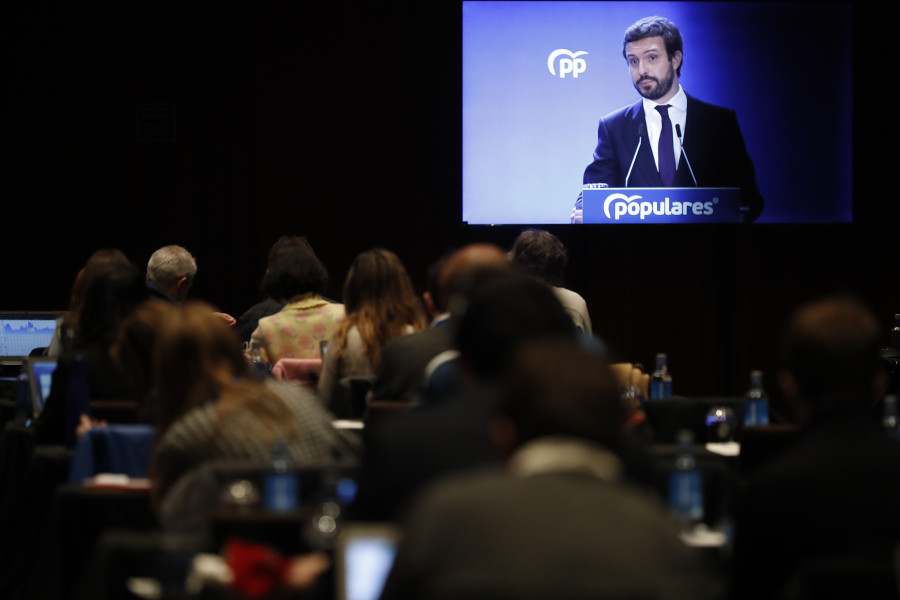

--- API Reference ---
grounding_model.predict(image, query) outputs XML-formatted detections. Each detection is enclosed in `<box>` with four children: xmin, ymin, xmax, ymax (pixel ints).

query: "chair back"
<box><xmin>68</xmin><ymin>424</ymin><xmax>155</xmax><ymax>483</ymax></box>
<box><xmin>330</xmin><ymin>376</ymin><xmax>375</xmax><ymax>420</ymax></box>
<box><xmin>272</xmin><ymin>358</ymin><xmax>322</xmax><ymax>387</ymax></box>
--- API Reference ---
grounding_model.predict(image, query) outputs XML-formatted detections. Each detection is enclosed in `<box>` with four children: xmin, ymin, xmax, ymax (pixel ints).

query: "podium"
<box><xmin>582</xmin><ymin>187</ymin><xmax>743</xmax><ymax>224</ymax></box>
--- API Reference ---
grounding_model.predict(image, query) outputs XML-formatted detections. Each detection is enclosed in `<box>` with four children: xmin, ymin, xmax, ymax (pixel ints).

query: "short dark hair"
<box><xmin>263</xmin><ymin>236</ymin><xmax>328</xmax><ymax>300</ymax></box>
<box><xmin>780</xmin><ymin>296</ymin><xmax>884</xmax><ymax>413</ymax></box>
<box><xmin>455</xmin><ymin>271</ymin><xmax>576</xmax><ymax>382</ymax></box>
<box><xmin>509</xmin><ymin>229</ymin><xmax>568</xmax><ymax>287</ymax></box>
<box><xmin>496</xmin><ymin>339</ymin><xmax>624</xmax><ymax>449</ymax></box>
<box><xmin>623</xmin><ymin>16</ymin><xmax>684</xmax><ymax>77</ymax></box>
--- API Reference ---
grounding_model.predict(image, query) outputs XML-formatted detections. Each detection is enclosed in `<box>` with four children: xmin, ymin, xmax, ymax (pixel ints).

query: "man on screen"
<box><xmin>576</xmin><ymin>16</ymin><xmax>764</xmax><ymax>223</ymax></box>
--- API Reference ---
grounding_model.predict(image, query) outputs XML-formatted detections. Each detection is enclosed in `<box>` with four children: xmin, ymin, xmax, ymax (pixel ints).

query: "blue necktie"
<box><xmin>656</xmin><ymin>104</ymin><xmax>675</xmax><ymax>186</ymax></box>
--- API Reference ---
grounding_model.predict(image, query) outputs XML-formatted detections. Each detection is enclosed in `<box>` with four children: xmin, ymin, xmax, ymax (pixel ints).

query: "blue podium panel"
<box><xmin>583</xmin><ymin>188</ymin><xmax>742</xmax><ymax>224</ymax></box>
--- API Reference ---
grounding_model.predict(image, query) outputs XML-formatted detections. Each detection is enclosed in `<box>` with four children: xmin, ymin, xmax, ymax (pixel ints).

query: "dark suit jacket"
<box><xmin>583</xmin><ymin>94</ymin><xmax>764</xmax><ymax>222</ymax></box>
<box><xmin>731</xmin><ymin>411</ymin><xmax>900</xmax><ymax>599</ymax></box>
<box><xmin>371</xmin><ymin>320</ymin><xmax>456</xmax><ymax>403</ymax></box>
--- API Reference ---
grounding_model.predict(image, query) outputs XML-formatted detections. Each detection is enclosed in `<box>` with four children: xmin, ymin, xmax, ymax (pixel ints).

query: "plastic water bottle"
<box><xmin>248</xmin><ymin>341</ymin><xmax>270</xmax><ymax>380</ymax></box>
<box><xmin>669</xmin><ymin>429</ymin><xmax>704</xmax><ymax>528</ymax></box>
<box><xmin>883</xmin><ymin>395</ymin><xmax>899</xmax><ymax>440</ymax></box>
<box><xmin>264</xmin><ymin>438</ymin><xmax>298</xmax><ymax>513</ymax></box>
<box><xmin>743</xmin><ymin>370</ymin><xmax>769</xmax><ymax>426</ymax></box>
<box><xmin>649</xmin><ymin>353</ymin><xmax>673</xmax><ymax>400</ymax></box>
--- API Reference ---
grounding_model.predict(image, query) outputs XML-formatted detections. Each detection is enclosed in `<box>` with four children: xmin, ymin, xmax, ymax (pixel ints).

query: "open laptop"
<box><xmin>24</xmin><ymin>356</ymin><xmax>58</xmax><ymax>419</ymax></box>
<box><xmin>334</xmin><ymin>522</ymin><xmax>401</xmax><ymax>600</ymax></box>
<box><xmin>0</xmin><ymin>311</ymin><xmax>61</xmax><ymax>363</ymax></box>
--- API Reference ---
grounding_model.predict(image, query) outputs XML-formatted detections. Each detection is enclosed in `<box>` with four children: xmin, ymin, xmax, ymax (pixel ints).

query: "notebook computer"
<box><xmin>25</xmin><ymin>356</ymin><xmax>58</xmax><ymax>419</ymax></box>
<box><xmin>0</xmin><ymin>311</ymin><xmax>61</xmax><ymax>362</ymax></box>
<box><xmin>334</xmin><ymin>522</ymin><xmax>401</xmax><ymax>600</ymax></box>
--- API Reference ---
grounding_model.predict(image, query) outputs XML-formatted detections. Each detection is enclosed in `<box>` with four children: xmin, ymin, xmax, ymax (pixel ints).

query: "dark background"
<box><xmin>4</xmin><ymin>2</ymin><xmax>898</xmax><ymax>418</ymax></box>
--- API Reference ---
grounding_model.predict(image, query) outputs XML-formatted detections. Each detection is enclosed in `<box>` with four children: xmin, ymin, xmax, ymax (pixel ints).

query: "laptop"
<box><xmin>334</xmin><ymin>522</ymin><xmax>401</xmax><ymax>600</ymax></box>
<box><xmin>24</xmin><ymin>356</ymin><xmax>58</xmax><ymax>419</ymax></box>
<box><xmin>0</xmin><ymin>311</ymin><xmax>61</xmax><ymax>363</ymax></box>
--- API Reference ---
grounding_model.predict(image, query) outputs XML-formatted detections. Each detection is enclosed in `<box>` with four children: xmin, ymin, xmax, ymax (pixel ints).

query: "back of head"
<box><xmin>343</xmin><ymin>248</ymin><xmax>419</xmax><ymax>316</ymax></box>
<box><xmin>76</xmin><ymin>261</ymin><xmax>150</xmax><ymax>348</ymax></box>
<box><xmin>509</xmin><ymin>228</ymin><xmax>568</xmax><ymax>287</ymax></box>
<box><xmin>780</xmin><ymin>296</ymin><xmax>883</xmax><ymax>417</ymax></box>
<box><xmin>496</xmin><ymin>339</ymin><xmax>624</xmax><ymax>449</ymax></box>
<box><xmin>438</xmin><ymin>243</ymin><xmax>510</xmax><ymax>312</ymax></box>
<box><xmin>263</xmin><ymin>236</ymin><xmax>328</xmax><ymax>301</ymax></box>
<box><xmin>112</xmin><ymin>299</ymin><xmax>175</xmax><ymax>400</ymax></box>
<box><xmin>147</xmin><ymin>245</ymin><xmax>198</xmax><ymax>288</ymax></box>
<box><xmin>455</xmin><ymin>270</ymin><xmax>577</xmax><ymax>383</ymax></box>
<box><xmin>153</xmin><ymin>301</ymin><xmax>247</xmax><ymax>432</ymax></box>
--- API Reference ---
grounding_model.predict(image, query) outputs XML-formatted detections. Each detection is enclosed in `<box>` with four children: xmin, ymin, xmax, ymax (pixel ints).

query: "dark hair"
<box><xmin>262</xmin><ymin>236</ymin><xmax>328</xmax><ymax>300</ymax></box>
<box><xmin>496</xmin><ymin>339</ymin><xmax>624</xmax><ymax>449</ymax></box>
<box><xmin>509</xmin><ymin>229</ymin><xmax>568</xmax><ymax>287</ymax></box>
<box><xmin>455</xmin><ymin>271</ymin><xmax>576</xmax><ymax>382</ymax></box>
<box><xmin>335</xmin><ymin>248</ymin><xmax>426</xmax><ymax>367</ymax></box>
<box><xmin>76</xmin><ymin>261</ymin><xmax>150</xmax><ymax>348</ymax></box>
<box><xmin>779</xmin><ymin>296</ymin><xmax>884</xmax><ymax>413</ymax></box>
<box><xmin>623</xmin><ymin>16</ymin><xmax>684</xmax><ymax>77</ymax></box>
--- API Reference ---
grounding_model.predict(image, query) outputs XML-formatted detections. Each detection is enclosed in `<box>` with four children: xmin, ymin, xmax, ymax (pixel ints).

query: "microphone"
<box><xmin>624</xmin><ymin>123</ymin><xmax>646</xmax><ymax>187</ymax></box>
<box><xmin>675</xmin><ymin>124</ymin><xmax>698</xmax><ymax>186</ymax></box>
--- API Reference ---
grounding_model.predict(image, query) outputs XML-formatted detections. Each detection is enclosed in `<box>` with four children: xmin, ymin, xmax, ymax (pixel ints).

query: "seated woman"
<box><xmin>151</xmin><ymin>301</ymin><xmax>360</xmax><ymax>504</ymax></box>
<box><xmin>317</xmin><ymin>248</ymin><xmax>426</xmax><ymax>411</ymax></box>
<box><xmin>35</xmin><ymin>258</ymin><xmax>150</xmax><ymax>445</ymax></box>
<box><xmin>249</xmin><ymin>236</ymin><xmax>344</xmax><ymax>364</ymax></box>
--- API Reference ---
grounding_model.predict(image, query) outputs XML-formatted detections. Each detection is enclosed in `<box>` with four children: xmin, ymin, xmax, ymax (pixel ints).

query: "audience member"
<box><xmin>316</xmin><ymin>248</ymin><xmax>426</xmax><ymax>410</ymax></box>
<box><xmin>47</xmin><ymin>249</ymin><xmax>131</xmax><ymax>357</ymax></box>
<box><xmin>146</xmin><ymin>244</ymin><xmax>236</xmax><ymax>326</ymax></box>
<box><xmin>380</xmin><ymin>338</ymin><xmax>718</xmax><ymax>600</ymax></box>
<box><xmin>35</xmin><ymin>260</ymin><xmax>150</xmax><ymax>444</ymax></box>
<box><xmin>109</xmin><ymin>299</ymin><xmax>175</xmax><ymax>424</ymax></box>
<box><xmin>150</xmin><ymin>301</ymin><xmax>360</xmax><ymax>505</ymax></box>
<box><xmin>508</xmin><ymin>228</ymin><xmax>593</xmax><ymax>333</ymax></box>
<box><xmin>731</xmin><ymin>296</ymin><xmax>900</xmax><ymax>600</ymax></box>
<box><xmin>370</xmin><ymin>243</ymin><xmax>509</xmax><ymax>403</ymax></box>
<box><xmin>234</xmin><ymin>236</ymin><xmax>335</xmax><ymax>343</ymax></box>
<box><xmin>350</xmin><ymin>268</ymin><xmax>579</xmax><ymax>522</ymax></box>
<box><xmin>248</xmin><ymin>236</ymin><xmax>344</xmax><ymax>364</ymax></box>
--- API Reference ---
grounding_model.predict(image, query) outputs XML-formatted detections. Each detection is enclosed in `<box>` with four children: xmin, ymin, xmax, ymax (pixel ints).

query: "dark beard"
<box><xmin>635</xmin><ymin>67</ymin><xmax>674</xmax><ymax>101</ymax></box>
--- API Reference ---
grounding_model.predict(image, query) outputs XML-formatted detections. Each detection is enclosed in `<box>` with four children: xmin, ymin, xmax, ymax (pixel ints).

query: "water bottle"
<box><xmin>883</xmin><ymin>395</ymin><xmax>899</xmax><ymax>440</ymax></box>
<box><xmin>248</xmin><ymin>341</ymin><xmax>270</xmax><ymax>381</ymax></box>
<box><xmin>743</xmin><ymin>370</ymin><xmax>769</xmax><ymax>426</ymax></box>
<box><xmin>649</xmin><ymin>353</ymin><xmax>673</xmax><ymax>400</ymax></box>
<box><xmin>263</xmin><ymin>438</ymin><xmax>298</xmax><ymax>513</ymax></box>
<box><xmin>668</xmin><ymin>429</ymin><xmax>704</xmax><ymax>527</ymax></box>
<box><xmin>65</xmin><ymin>355</ymin><xmax>91</xmax><ymax>449</ymax></box>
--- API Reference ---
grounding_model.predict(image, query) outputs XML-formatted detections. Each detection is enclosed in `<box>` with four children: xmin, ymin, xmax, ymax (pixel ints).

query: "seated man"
<box><xmin>731</xmin><ymin>296</ymin><xmax>900</xmax><ymax>600</ymax></box>
<box><xmin>380</xmin><ymin>339</ymin><xmax>717</xmax><ymax>600</ymax></box>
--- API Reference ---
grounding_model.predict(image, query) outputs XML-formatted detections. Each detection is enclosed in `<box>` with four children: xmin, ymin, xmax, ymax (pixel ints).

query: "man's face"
<box><xmin>625</xmin><ymin>35</ymin><xmax>681</xmax><ymax>102</ymax></box>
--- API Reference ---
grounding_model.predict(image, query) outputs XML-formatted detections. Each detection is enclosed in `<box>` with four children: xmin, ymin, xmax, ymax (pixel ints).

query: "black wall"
<box><xmin>4</xmin><ymin>2</ymin><xmax>898</xmax><ymax>416</ymax></box>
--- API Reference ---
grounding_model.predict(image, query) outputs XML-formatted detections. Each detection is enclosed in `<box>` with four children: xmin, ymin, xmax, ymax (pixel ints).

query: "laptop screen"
<box><xmin>26</xmin><ymin>357</ymin><xmax>58</xmax><ymax>418</ymax></box>
<box><xmin>0</xmin><ymin>312</ymin><xmax>60</xmax><ymax>359</ymax></box>
<box><xmin>335</xmin><ymin>523</ymin><xmax>401</xmax><ymax>600</ymax></box>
